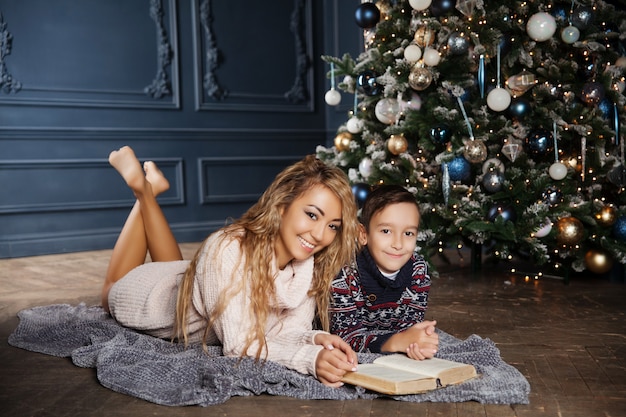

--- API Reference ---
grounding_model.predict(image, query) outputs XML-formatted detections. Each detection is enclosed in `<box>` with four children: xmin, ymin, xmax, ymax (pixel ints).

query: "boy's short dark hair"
<box><xmin>360</xmin><ymin>184</ymin><xmax>420</xmax><ymax>231</ymax></box>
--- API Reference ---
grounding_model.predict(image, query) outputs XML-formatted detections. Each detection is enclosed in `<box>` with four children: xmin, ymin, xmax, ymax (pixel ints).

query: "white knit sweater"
<box><xmin>109</xmin><ymin>231</ymin><xmax>326</xmax><ymax>377</ymax></box>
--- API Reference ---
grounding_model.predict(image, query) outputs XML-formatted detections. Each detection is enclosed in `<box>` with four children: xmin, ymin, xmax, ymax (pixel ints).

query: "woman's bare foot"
<box><xmin>143</xmin><ymin>161</ymin><xmax>169</xmax><ymax>196</ymax></box>
<box><xmin>108</xmin><ymin>146</ymin><xmax>148</xmax><ymax>194</ymax></box>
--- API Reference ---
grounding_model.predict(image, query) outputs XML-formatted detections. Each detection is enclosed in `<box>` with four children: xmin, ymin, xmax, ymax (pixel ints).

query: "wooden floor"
<box><xmin>1</xmin><ymin>244</ymin><xmax>625</xmax><ymax>417</ymax></box>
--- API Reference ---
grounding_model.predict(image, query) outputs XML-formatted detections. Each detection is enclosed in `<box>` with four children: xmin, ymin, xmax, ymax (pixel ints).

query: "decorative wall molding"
<box><xmin>144</xmin><ymin>0</ymin><xmax>174</xmax><ymax>99</ymax></box>
<box><xmin>0</xmin><ymin>0</ymin><xmax>180</xmax><ymax>109</ymax></box>
<box><xmin>0</xmin><ymin>12</ymin><xmax>21</xmax><ymax>94</ymax></box>
<box><xmin>193</xmin><ymin>0</ymin><xmax>314</xmax><ymax>112</ymax></box>
<box><xmin>0</xmin><ymin>158</ymin><xmax>184</xmax><ymax>214</ymax></box>
<box><xmin>197</xmin><ymin>156</ymin><xmax>300</xmax><ymax>204</ymax></box>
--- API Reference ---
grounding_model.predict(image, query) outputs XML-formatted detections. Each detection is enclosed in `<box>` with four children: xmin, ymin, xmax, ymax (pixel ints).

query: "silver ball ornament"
<box><xmin>408</xmin><ymin>66</ymin><xmax>433</xmax><ymax>91</ymax></box>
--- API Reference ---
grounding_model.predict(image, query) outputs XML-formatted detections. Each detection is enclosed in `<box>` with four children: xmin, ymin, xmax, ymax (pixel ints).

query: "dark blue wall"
<box><xmin>0</xmin><ymin>0</ymin><xmax>361</xmax><ymax>258</ymax></box>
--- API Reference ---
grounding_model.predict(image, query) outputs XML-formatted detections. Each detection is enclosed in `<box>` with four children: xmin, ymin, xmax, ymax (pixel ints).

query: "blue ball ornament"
<box><xmin>612</xmin><ymin>216</ymin><xmax>626</xmax><ymax>241</ymax></box>
<box><xmin>508</xmin><ymin>97</ymin><xmax>531</xmax><ymax>121</ymax></box>
<box><xmin>355</xmin><ymin>3</ymin><xmax>380</xmax><ymax>29</ymax></box>
<box><xmin>430</xmin><ymin>0</ymin><xmax>457</xmax><ymax>17</ymax></box>
<box><xmin>446</xmin><ymin>156</ymin><xmax>471</xmax><ymax>182</ymax></box>
<box><xmin>351</xmin><ymin>183</ymin><xmax>371</xmax><ymax>208</ymax></box>
<box><xmin>357</xmin><ymin>70</ymin><xmax>381</xmax><ymax>96</ymax></box>
<box><xmin>598</xmin><ymin>98</ymin><xmax>613</xmax><ymax>120</ymax></box>
<box><xmin>487</xmin><ymin>203</ymin><xmax>517</xmax><ymax>223</ymax></box>
<box><xmin>524</xmin><ymin>128</ymin><xmax>554</xmax><ymax>157</ymax></box>
<box><xmin>430</xmin><ymin>124</ymin><xmax>452</xmax><ymax>145</ymax></box>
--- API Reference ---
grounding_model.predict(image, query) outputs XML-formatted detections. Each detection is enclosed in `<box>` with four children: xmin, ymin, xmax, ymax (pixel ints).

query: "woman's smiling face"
<box><xmin>274</xmin><ymin>185</ymin><xmax>343</xmax><ymax>269</ymax></box>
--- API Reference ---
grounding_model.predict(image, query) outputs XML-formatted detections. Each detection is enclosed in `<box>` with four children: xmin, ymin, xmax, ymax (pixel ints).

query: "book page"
<box><xmin>373</xmin><ymin>354</ymin><xmax>470</xmax><ymax>378</ymax></box>
<box><xmin>352</xmin><ymin>364</ymin><xmax>432</xmax><ymax>382</ymax></box>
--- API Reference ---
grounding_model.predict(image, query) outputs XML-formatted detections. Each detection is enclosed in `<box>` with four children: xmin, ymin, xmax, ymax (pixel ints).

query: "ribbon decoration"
<box><xmin>478</xmin><ymin>54</ymin><xmax>485</xmax><ymax>98</ymax></box>
<box><xmin>614</xmin><ymin>102</ymin><xmax>620</xmax><ymax>146</ymax></box>
<box><xmin>553</xmin><ymin>121</ymin><xmax>559</xmax><ymax>162</ymax></box>
<box><xmin>457</xmin><ymin>96</ymin><xmax>475</xmax><ymax>140</ymax></box>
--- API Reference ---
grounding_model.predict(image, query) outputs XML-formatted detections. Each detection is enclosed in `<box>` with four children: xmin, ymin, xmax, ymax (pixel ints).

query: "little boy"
<box><xmin>330</xmin><ymin>184</ymin><xmax>438</xmax><ymax>360</ymax></box>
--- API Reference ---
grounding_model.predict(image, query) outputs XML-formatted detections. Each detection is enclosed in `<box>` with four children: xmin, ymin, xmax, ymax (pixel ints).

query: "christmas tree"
<box><xmin>318</xmin><ymin>0</ymin><xmax>626</xmax><ymax>279</ymax></box>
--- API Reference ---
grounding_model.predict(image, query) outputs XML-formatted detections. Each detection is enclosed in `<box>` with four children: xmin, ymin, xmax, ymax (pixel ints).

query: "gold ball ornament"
<box><xmin>585</xmin><ymin>249</ymin><xmax>614</xmax><ymax>274</ymax></box>
<box><xmin>387</xmin><ymin>134</ymin><xmax>408</xmax><ymax>155</ymax></box>
<box><xmin>414</xmin><ymin>27</ymin><xmax>435</xmax><ymax>47</ymax></box>
<box><xmin>334</xmin><ymin>132</ymin><xmax>353</xmax><ymax>152</ymax></box>
<box><xmin>408</xmin><ymin>66</ymin><xmax>433</xmax><ymax>91</ymax></box>
<box><xmin>555</xmin><ymin>216</ymin><xmax>585</xmax><ymax>246</ymax></box>
<box><xmin>595</xmin><ymin>205</ymin><xmax>617</xmax><ymax>227</ymax></box>
<box><xmin>463</xmin><ymin>140</ymin><xmax>488</xmax><ymax>163</ymax></box>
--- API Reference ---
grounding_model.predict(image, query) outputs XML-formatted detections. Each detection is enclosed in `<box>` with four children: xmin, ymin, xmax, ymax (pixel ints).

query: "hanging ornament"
<box><xmin>501</xmin><ymin>139</ymin><xmax>522</xmax><ymax>162</ymax></box>
<box><xmin>334</xmin><ymin>131</ymin><xmax>353</xmax><ymax>152</ymax></box>
<box><xmin>409</xmin><ymin>0</ymin><xmax>432</xmax><ymax>11</ymax></box>
<box><xmin>482</xmin><ymin>158</ymin><xmax>504</xmax><ymax>174</ymax></box>
<box><xmin>358</xmin><ymin>157</ymin><xmax>374</xmax><ymax>178</ymax></box>
<box><xmin>542</xmin><ymin>185</ymin><xmax>563</xmax><ymax>207</ymax></box>
<box><xmin>526</xmin><ymin>12</ymin><xmax>557</xmax><ymax>42</ymax></box>
<box><xmin>351</xmin><ymin>183</ymin><xmax>371</xmax><ymax>208</ymax></box>
<box><xmin>355</xmin><ymin>2</ymin><xmax>381</xmax><ymax>29</ymax></box>
<box><xmin>463</xmin><ymin>139</ymin><xmax>488</xmax><ymax>163</ymax></box>
<box><xmin>414</xmin><ymin>27</ymin><xmax>435</xmax><ymax>48</ymax></box>
<box><xmin>487</xmin><ymin>43</ymin><xmax>511</xmax><ymax>112</ymax></box>
<box><xmin>508</xmin><ymin>97</ymin><xmax>531</xmax><ymax>121</ymax></box>
<box><xmin>533</xmin><ymin>218</ymin><xmax>553</xmax><ymax>238</ymax></box>
<box><xmin>585</xmin><ymin>249</ymin><xmax>614</xmax><ymax>274</ymax></box>
<box><xmin>442</xmin><ymin>163</ymin><xmax>450</xmax><ymax>206</ymax></box>
<box><xmin>555</xmin><ymin>217</ymin><xmax>584</xmax><ymax>246</ymax></box>
<box><xmin>581</xmin><ymin>82</ymin><xmax>605</xmax><ymax>106</ymax></box>
<box><xmin>399</xmin><ymin>92</ymin><xmax>422</xmax><ymax>111</ymax></box>
<box><xmin>408</xmin><ymin>65</ymin><xmax>433</xmax><ymax>91</ymax></box>
<box><xmin>446</xmin><ymin>156</ymin><xmax>471</xmax><ymax>182</ymax></box>
<box><xmin>423</xmin><ymin>48</ymin><xmax>441</xmax><ymax>66</ymax></box>
<box><xmin>455</xmin><ymin>0</ymin><xmax>477</xmax><ymax>17</ymax></box>
<box><xmin>387</xmin><ymin>134</ymin><xmax>408</xmax><ymax>155</ymax></box>
<box><xmin>347</xmin><ymin>116</ymin><xmax>364</xmax><ymax>134</ymax></box>
<box><xmin>596</xmin><ymin>205</ymin><xmax>617</xmax><ymax>227</ymax></box>
<box><xmin>430</xmin><ymin>0</ymin><xmax>457</xmax><ymax>17</ymax></box>
<box><xmin>571</xmin><ymin>6</ymin><xmax>594</xmax><ymax>30</ymax></box>
<box><xmin>482</xmin><ymin>171</ymin><xmax>504</xmax><ymax>193</ymax></box>
<box><xmin>477</xmin><ymin>54</ymin><xmax>485</xmax><ymax>98</ymax></box>
<box><xmin>524</xmin><ymin>128</ymin><xmax>553</xmax><ymax>157</ymax></box>
<box><xmin>613</xmin><ymin>216</ymin><xmax>626</xmax><ymax>241</ymax></box>
<box><xmin>561</xmin><ymin>25</ymin><xmax>580</xmax><ymax>44</ymax></box>
<box><xmin>447</xmin><ymin>32</ymin><xmax>470</xmax><ymax>55</ymax></box>
<box><xmin>357</xmin><ymin>70</ymin><xmax>381</xmax><ymax>96</ymax></box>
<box><xmin>487</xmin><ymin>203</ymin><xmax>517</xmax><ymax>223</ymax></box>
<box><xmin>324</xmin><ymin>63</ymin><xmax>341</xmax><ymax>106</ymax></box>
<box><xmin>549</xmin><ymin>122</ymin><xmax>568</xmax><ymax>180</ymax></box>
<box><xmin>404</xmin><ymin>44</ymin><xmax>423</xmax><ymax>63</ymax></box>
<box><xmin>506</xmin><ymin>70</ymin><xmax>536</xmax><ymax>96</ymax></box>
<box><xmin>430</xmin><ymin>124</ymin><xmax>451</xmax><ymax>145</ymax></box>
<box><xmin>375</xmin><ymin>98</ymin><xmax>400</xmax><ymax>124</ymax></box>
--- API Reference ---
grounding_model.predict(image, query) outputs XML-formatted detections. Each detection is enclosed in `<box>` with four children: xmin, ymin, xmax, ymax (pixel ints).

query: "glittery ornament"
<box><xmin>446</xmin><ymin>156</ymin><xmax>471</xmax><ymax>182</ymax></box>
<box><xmin>447</xmin><ymin>32</ymin><xmax>470</xmax><ymax>55</ymax></box>
<box><xmin>346</xmin><ymin>116</ymin><xmax>364</xmax><ymax>134</ymax></box>
<box><xmin>585</xmin><ymin>249</ymin><xmax>613</xmax><ymax>274</ymax></box>
<box><xmin>375</xmin><ymin>98</ymin><xmax>400</xmax><ymax>124</ymax></box>
<box><xmin>524</xmin><ymin>129</ymin><xmax>553</xmax><ymax>157</ymax></box>
<box><xmin>613</xmin><ymin>216</ymin><xmax>626</xmax><ymax>241</ymax></box>
<box><xmin>408</xmin><ymin>66</ymin><xmax>433</xmax><ymax>91</ymax></box>
<box><xmin>413</xmin><ymin>27</ymin><xmax>435</xmax><ymax>47</ymax></box>
<box><xmin>581</xmin><ymin>82</ymin><xmax>605</xmax><ymax>106</ymax></box>
<box><xmin>555</xmin><ymin>217</ymin><xmax>584</xmax><ymax>246</ymax></box>
<box><xmin>334</xmin><ymin>132</ymin><xmax>353</xmax><ymax>152</ymax></box>
<box><xmin>482</xmin><ymin>171</ymin><xmax>504</xmax><ymax>193</ymax></box>
<box><xmin>571</xmin><ymin>6</ymin><xmax>594</xmax><ymax>30</ymax></box>
<box><xmin>463</xmin><ymin>139</ymin><xmax>488</xmax><ymax>163</ymax></box>
<box><xmin>387</xmin><ymin>134</ymin><xmax>408</xmax><ymax>155</ymax></box>
<box><xmin>542</xmin><ymin>185</ymin><xmax>563</xmax><ymax>206</ymax></box>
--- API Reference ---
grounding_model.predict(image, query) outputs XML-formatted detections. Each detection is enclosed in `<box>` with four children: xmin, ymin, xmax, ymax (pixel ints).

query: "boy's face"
<box><xmin>363</xmin><ymin>202</ymin><xmax>420</xmax><ymax>274</ymax></box>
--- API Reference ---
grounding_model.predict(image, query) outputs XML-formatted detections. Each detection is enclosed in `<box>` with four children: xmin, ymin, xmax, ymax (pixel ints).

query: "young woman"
<box><xmin>101</xmin><ymin>146</ymin><xmax>360</xmax><ymax>387</ymax></box>
<box><xmin>330</xmin><ymin>185</ymin><xmax>438</xmax><ymax>361</ymax></box>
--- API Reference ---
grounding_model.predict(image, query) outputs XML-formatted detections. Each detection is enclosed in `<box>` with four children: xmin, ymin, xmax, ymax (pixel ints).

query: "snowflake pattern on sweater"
<box><xmin>329</xmin><ymin>246</ymin><xmax>430</xmax><ymax>353</ymax></box>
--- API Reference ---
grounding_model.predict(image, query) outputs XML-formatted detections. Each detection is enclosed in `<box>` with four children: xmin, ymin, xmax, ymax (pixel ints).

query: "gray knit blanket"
<box><xmin>8</xmin><ymin>303</ymin><xmax>529</xmax><ymax>406</ymax></box>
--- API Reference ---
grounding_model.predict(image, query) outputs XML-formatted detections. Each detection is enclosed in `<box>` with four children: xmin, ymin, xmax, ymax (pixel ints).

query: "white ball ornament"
<box><xmin>404</xmin><ymin>44</ymin><xmax>422</xmax><ymax>63</ymax></box>
<box><xmin>526</xmin><ymin>12</ymin><xmax>557</xmax><ymax>42</ymax></box>
<box><xmin>409</xmin><ymin>0</ymin><xmax>432</xmax><ymax>11</ymax></box>
<box><xmin>533</xmin><ymin>219</ymin><xmax>553</xmax><ymax>238</ymax></box>
<box><xmin>346</xmin><ymin>116</ymin><xmax>364</xmax><ymax>134</ymax></box>
<box><xmin>423</xmin><ymin>48</ymin><xmax>441</xmax><ymax>66</ymax></box>
<box><xmin>549</xmin><ymin>162</ymin><xmax>568</xmax><ymax>180</ymax></box>
<box><xmin>324</xmin><ymin>89</ymin><xmax>341</xmax><ymax>106</ymax></box>
<box><xmin>486</xmin><ymin>87</ymin><xmax>512</xmax><ymax>112</ymax></box>
<box><xmin>561</xmin><ymin>25</ymin><xmax>580</xmax><ymax>44</ymax></box>
<box><xmin>482</xmin><ymin>158</ymin><xmax>505</xmax><ymax>175</ymax></box>
<box><xmin>374</xmin><ymin>98</ymin><xmax>400</xmax><ymax>124</ymax></box>
<box><xmin>400</xmin><ymin>92</ymin><xmax>422</xmax><ymax>111</ymax></box>
<box><xmin>358</xmin><ymin>157</ymin><xmax>374</xmax><ymax>178</ymax></box>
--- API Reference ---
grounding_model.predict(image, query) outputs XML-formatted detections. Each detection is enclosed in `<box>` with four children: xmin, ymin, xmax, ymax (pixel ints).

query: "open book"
<box><xmin>342</xmin><ymin>354</ymin><xmax>477</xmax><ymax>395</ymax></box>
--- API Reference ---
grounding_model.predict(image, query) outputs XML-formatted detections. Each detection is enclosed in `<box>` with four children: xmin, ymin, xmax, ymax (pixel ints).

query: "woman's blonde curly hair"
<box><xmin>174</xmin><ymin>155</ymin><xmax>359</xmax><ymax>360</ymax></box>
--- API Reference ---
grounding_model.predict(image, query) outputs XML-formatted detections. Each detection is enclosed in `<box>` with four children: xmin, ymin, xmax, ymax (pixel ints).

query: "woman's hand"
<box><xmin>314</xmin><ymin>333</ymin><xmax>358</xmax><ymax>387</ymax></box>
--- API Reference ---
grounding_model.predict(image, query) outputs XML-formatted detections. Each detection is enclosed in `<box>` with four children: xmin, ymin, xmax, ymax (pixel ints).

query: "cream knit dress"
<box><xmin>108</xmin><ymin>231</ymin><xmax>327</xmax><ymax>377</ymax></box>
